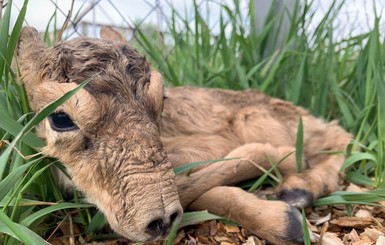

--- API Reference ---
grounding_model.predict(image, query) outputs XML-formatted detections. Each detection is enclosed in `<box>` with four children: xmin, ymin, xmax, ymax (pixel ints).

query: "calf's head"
<box><xmin>16</xmin><ymin>27</ymin><xmax>182</xmax><ymax>242</ymax></box>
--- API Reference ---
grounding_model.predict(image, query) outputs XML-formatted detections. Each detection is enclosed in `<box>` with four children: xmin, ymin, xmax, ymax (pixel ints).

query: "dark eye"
<box><xmin>48</xmin><ymin>112</ymin><xmax>78</xmax><ymax>132</ymax></box>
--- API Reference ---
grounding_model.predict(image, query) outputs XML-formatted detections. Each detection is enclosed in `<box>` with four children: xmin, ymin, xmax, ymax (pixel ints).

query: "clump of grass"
<box><xmin>0</xmin><ymin>0</ymin><xmax>385</xmax><ymax>244</ymax></box>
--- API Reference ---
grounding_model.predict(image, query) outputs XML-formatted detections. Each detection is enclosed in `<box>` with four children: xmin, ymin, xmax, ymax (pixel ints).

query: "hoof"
<box><xmin>277</xmin><ymin>188</ymin><xmax>314</xmax><ymax>208</ymax></box>
<box><xmin>284</xmin><ymin>206</ymin><xmax>304</xmax><ymax>244</ymax></box>
<box><xmin>264</xmin><ymin>202</ymin><xmax>305</xmax><ymax>245</ymax></box>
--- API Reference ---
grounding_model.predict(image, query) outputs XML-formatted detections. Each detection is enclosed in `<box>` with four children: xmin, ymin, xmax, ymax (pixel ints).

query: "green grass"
<box><xmin>0</xmin><ymin>0</ymin><xmax>385</xmax><ymax>244</ymax></box>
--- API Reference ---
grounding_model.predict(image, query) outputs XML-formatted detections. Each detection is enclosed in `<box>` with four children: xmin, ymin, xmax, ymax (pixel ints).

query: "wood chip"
<box><xmin>243</xmin><ymin>237</ymin><xmax>256</xmax><ymax>245</ymax></box>
<box><xmin>224</xmin><ymin>225</ymin><xmax>240</xmax><ymax>233</ymax></box>
<box><xmin>330</xmin><ymin>217</ymin><xmax>373</xmax><ymax>229</ymax></box>
<box><xmin>315</xmin><ymin>213</ymin><xmax>332</xmax><ymax>226</ymax></box>
<box><xmin>197</xmin><ymin>236</ymin><xmax>210</xmax><ymax>244</ymax></box>
<box><xmin>320</xmin><ymin>232</ymin><xmax>344</xmax><ymax>245</ymax></box>
<box><xmin>355</xmin><ymin>209</ymin><xmax>372</xmax><ymax>219</ymax></box>
<box><xmin>361</xmin><ymin>228</ymin><xmax>385</xmax><ymax>241</ymax></box>
<box><xmin>185</xmin><ymin>233</ymin><xmax>197</xmax><ymax>245</ymax></box>
<box><xmin>242</xmin><ymin>236</ymin><xmax>264</xmax><ymax>245</ymax></box>
<box><xmin>214</xmin><ymin>236</ymin><xmax>233</xmax><ymax>243</ymax></box>
<box><xmin>346</xmin><ymin>183</ymin><xmax>365</xmax><ymax>192</ymax></box>
<box><xmin>318</xmin><ymin>222</ymin><xmax>329</xmax><ymax>243</ymax></box>
<box><xmin>351</xmin><ymin>235</ymin><xmax>372</xmax><ymax>245</ymax></box>
<box><xmin>209</xmin><ymin>220</ymin><xmax>218</xmax><ymax>236</ymax></box>
<box><xmin>377</xmin><ymin>235</ymin><xmax>385</xmax><ymax>245</ymax></box>
<box><xmin>194</xmin><ymin>226</ymin><xmax>210</xmax><ymax>237</ymax></box>
<box><xmin>220</xmin><ymin>242</ymin><xmax>235</xmax><ymax>245</ymax></box>
<box><xmin>343</xmin><ymin>229</ymin><xmax>360</xmax><ymax>243</ymax></box>
<box><xmin>173</xmin><ymin>230</ymin><xmax>185</xmax><ymax>244</ymax></box>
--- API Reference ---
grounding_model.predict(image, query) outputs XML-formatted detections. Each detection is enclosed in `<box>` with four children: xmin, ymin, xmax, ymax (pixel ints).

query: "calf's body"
<box><xmin>16</xmin><ymin>27</ymin><xmax>352</xmax><ymax>245</ymax></box>
<box><xmin>163</xmin><ymin>86</ymin><xmax>351</xmax><ymax>244</ymax></box>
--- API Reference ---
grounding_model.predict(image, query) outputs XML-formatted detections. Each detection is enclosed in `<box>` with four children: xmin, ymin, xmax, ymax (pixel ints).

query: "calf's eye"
<box><xmin>48</xmin><ymin>112</ymin><xmax>78</xmax><ymax>132</ymax></box>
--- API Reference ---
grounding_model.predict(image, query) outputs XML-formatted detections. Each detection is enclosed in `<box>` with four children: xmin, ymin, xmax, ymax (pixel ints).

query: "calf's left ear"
<box><xmin>16</xmin><ymin>27</ymin><xmax>47</xmax><ymax>93</ymax></box>
<box><xmin>141</xmin><ymin>71</ymin><xmax>165</xmax><ymax>125</ymax></box>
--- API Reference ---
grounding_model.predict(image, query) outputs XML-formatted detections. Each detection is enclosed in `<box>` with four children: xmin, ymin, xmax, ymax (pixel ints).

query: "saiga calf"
<box><xmin>16</xmin><ymin>26</ymin><xmax>352</xmax><ymax>244</ymax></box>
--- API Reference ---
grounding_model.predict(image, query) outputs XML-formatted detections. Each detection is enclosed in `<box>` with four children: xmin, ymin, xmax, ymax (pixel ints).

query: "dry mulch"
<box><xmin>48</xmin><ymin>183</ymin><xmax>385</xmax><ymax>245</ymax></box>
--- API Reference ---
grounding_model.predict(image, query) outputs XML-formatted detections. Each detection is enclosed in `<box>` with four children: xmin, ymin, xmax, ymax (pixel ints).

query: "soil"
<box><xmin>47</xmin><ymin>183</ymin><xmax>385</xmax><ymax>245</ymax></box>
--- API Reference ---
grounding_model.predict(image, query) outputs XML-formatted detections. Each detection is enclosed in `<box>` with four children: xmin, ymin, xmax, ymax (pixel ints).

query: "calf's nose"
<box><xmin>145</xmin><ymin>209</ymin><xmax>182</xmax><ymax>238</ymax></box>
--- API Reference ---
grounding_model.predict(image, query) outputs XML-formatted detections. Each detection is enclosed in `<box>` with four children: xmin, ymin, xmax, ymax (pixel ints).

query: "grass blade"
<box><xmin>174</xmin><ymin>158</ymin><xmax>239</xmax><ymax>175</ymax></box>
<box><xmin>0</xmin><ymin>110</ymin><xmax>45</xmax><ymax>148</ymax></box>
<box><xmin>302</xmin><ymin>208</ymin><xmax>311</xmax><ymax>245</ymax></box>
<box><xmin>20</xmin><ymin>202</ymin><xmax>93</xmax><ymax>228</ymax></box>
<box><xmin>0</xmin><ymin>209</ymin><xmax>48</xmax><ymax>245</ymax></box>
<box><xmin>296</xmin><ymin>115</ymin><xmax>304</xmax><ymax>172</ymax></box>
<box><xmin>0</xmin><ymin>160</ymin><xmax>37</xmax><ymax>201</ymax></box>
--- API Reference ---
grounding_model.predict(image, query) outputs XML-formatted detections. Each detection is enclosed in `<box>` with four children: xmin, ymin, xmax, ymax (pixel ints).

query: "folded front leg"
<box><xmin>176</xmin><ymin>143</ymin><xmax>299</xmax><ymax>207</ymax></box>
<box><xmin>276</xmin><ymin>154</ymin><xmax>345</xmax><ymax>208</ymax></box>
<box><xmin>277</xmin><ymin>120</ymin><xmax>352</xmax><ymax>208</ymax></box>
<box><xmin>188</xmin><ymin>186</ymin><xmax>304</xmax><ymax>245</ymax></box>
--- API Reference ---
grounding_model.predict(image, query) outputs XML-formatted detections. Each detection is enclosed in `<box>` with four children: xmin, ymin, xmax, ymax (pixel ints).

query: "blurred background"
<box><xmin>8</xmin><ymin>0</ymin><xmax>385</xmax><ymax>41</ymax></box>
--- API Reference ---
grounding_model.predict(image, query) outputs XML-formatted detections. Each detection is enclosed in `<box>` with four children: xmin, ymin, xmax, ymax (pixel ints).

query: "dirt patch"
<box><xmin>48</xmin><ymin>184</ymin><xmax>385</xmax><ymax>245</ymax></box>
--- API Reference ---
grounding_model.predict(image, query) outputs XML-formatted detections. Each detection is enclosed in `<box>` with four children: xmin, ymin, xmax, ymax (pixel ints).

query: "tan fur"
<box><xmin>16</xmin><ymin>26</ymin><xmax>352</xmax><ymax>245</ymax></box>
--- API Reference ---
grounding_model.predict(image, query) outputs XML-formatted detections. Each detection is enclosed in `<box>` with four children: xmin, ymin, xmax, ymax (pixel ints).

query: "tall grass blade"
<box><xmin>345</xmin><ymin>171</ymin><xmax>374</xmax><ymax>186</ymax></box>
<box><xmin>315</xmin><ymin>189</ymin><xmax>385</xmax><ymax>206</ymax></box>
<box><xmin>174</xmin><ymin>158</ymin><xmax>239</xmax><ymax>175</ymax></box>
<box><xmin>0</xmin><ymin>0</ymin><xmax>12</xmax><ymax>80</ymax></box>
<box><xmin>296</xmin><ymin>115</ymin><xmax>304</xmax><ymax>172</ymax></box>
<box><xmin>340</xmin><ymin>152</ymin><xmax>377</xmax><ymax>172</ymax></box>
<box><xmin>0</xmin><ymin>111</ymin><xmax>45</xmax><ymax>148</ymax></box>
<box><xmin>301</xmin><ymin>208</ymin><xmax>311</xmax><ymax>245</ymax></box>
<box><xmin>6</xmin><ymin>0</ymin><xmax>28</xmax><ymax>70</ymax></box>
<box><xmin>86</xmin><ymin>211</ymin><xmax>107</xmax><ymax>234</ymax></box>
<box><xmin>20</xmin><ymin>202</ymin><xmax>93</xmax><ymax>228</ymax></box>
<box><xmin>0</xmin><ymin>160</ymin><xmax>36</xmax><ymax>201</ymax></box>
<box><xmin>0</xmin><ymin>209</ymin><xmax>48</xmax><ymax>245</ymax></box>
<box><xmin>179</xmin><ymin>211</ymin><xmax>223</xmax><ymax>228</ymax></box>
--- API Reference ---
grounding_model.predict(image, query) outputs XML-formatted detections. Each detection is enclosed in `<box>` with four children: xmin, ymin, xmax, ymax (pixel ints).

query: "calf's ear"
<box><xmin>16</xmin><ymin>26</ymin><xmax>77</xmax><ymax>112</ymax></box>
<box><xmin>141</xmin><ymin>71</ymin><xmax>165</xmax><ymax>125</ymax></box>
<box><xmin>16</xmin><ymin>27</ymin><xmax>47</xmax><ymax>92</ymax></box>
<box><xmin>100</xmin><ymin>26</ymin><xmax>126</xmax><ymax>43</ymax></box>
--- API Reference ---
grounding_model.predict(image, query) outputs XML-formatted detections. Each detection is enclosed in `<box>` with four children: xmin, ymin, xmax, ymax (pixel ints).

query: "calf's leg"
<box><xmin>277</xmin><ymin>120</ymin><xmax>352</xmax><ymax>207</ymax></box>
<box><xmin>188</xmin><ymin>186</ymin><xmax>304</xmax><ymax>245</ymax></box>
<box><xmin>176</xmin><ymin>142</ymin><xmax>299</xmax><ymax>207</ymax></box>
<box><xmin>277</xmin><ymin>154</ymin><xmax>346</xmax><ymax>207</ymax></box>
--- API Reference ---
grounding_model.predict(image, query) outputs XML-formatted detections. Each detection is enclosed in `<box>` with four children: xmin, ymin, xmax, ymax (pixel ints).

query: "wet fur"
<box><xmin>16</xmin><ymin>27</ymin><xmax>352</xmax><ymax>245</ymax></box>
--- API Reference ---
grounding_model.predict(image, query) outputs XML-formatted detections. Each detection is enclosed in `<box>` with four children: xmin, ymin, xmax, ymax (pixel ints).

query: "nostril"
<box><xmin>170</xmin><ymin>211</ymin><xmax>180</xmax><ymax>224</ymax></box>
<box><xmin>146</xmin><ymin>210</ymin><xmax>182</xmax><ymax>238</ymax></box>
<box><xmin>146</xmin><ymin>218</ymin><xmax>164</xmax><ymax>236</ymax></box>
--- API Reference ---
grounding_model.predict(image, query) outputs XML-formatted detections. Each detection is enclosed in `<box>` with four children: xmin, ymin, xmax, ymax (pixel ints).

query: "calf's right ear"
<box><xmin>100</xmin><ymin>26</ymin><xmax>126</xmax><ymax>43</ymax></box>
<box><xmin>140</xmin><ymin>71</ymin><xmax>165</xmax><ymax>125</ymax></box>
<box><xmin>16</xmin><ymin>27</ymin><xmax>47</xmax><ymax>98</ymax></box>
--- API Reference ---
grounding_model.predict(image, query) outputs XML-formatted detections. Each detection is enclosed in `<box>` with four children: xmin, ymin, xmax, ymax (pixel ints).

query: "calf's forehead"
<box><xmin>43</xmin><ymin>37</ymin><xmax>151</xmax><ymax>97</ymax></box>
<box><xmin>62</xmin><ymin>37</ymin><xmax>149</xmax><ymax>73</ymax></box>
